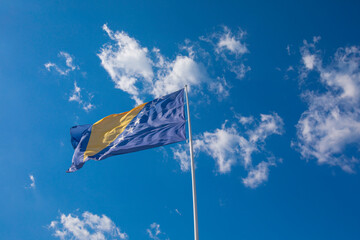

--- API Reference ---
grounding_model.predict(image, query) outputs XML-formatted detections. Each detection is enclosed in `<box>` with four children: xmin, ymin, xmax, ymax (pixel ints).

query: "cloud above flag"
<box><xmin>98</xmin><ymin>24</ymin><xmax>249</xmax><ymax>105</ymax></box>
<box><xmin>45</xmin><ymin>51</ymin><xmax>78</xmax><ymax>76</ymax></box>
<box><xmin>68</xmin><ymin>81</ymin><xmax>95</xmax><ymax>112</ymax></box>
<box><xmin>44</xmin><ymin>52</ymin><xmax>94</xmax><ymax>112</ymax></box>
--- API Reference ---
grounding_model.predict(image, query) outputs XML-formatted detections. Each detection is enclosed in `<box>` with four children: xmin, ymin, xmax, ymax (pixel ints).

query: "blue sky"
<box><xmin>1</xmin><ymin>0</ymin><xmax>360</xmax><ymax>239</ymax></box>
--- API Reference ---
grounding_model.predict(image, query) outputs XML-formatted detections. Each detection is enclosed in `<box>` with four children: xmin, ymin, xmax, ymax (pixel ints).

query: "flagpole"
<box><xmin>184</xmin><ymin>85</ymin><xmax>199</xmax><ymax>240</ymax></box>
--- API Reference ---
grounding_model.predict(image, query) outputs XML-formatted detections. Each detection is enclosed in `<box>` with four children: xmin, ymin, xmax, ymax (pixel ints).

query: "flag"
<box><xmin>67</xmin><ymin>89</ymin><xmax>186</xmax><ymax>172</ymax></box>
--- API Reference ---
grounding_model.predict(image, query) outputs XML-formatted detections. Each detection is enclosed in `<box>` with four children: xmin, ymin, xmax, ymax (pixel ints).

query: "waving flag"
<box><xmin>67</xmin><ymin>89</ymin><xmax>186</xmax><ymax>172</ymax></box>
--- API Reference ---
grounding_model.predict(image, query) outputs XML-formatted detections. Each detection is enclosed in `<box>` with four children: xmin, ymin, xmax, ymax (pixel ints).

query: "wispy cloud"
<box><xmin>286</xmin><ymin>66</ymin><xmax>294</xmax><ymax>72</ymax></box>
<box><xmin>147</xmin><ymin>222</ymin><xmax>168</xmax><ymax>240</ymax></box>
<box><xmin>69</xmin><ymin>81</ymin><xmax>82</xmax><ymax>103</ymax></box>
<box><xmin>294</xmin><ymin>38</ymin><xmax>360</xmax><ymax>173</ymax></box>
<box><xmin>49</xmin><ymin>211</ymin><xmax>127</xmax><ymax>240</ymax></box>
<box><xmin>173</xmin><ymin>145</ymin><xmax>191</xmax><ymax>172</ymax></box>
<box><xmin>298</xmin><ymin>38</ymin><xmax>321</xmax><ymax>79</ymax></box>
<box><xmin>68</xmin><ymin>82</ymin><xmax>95</xmax><ymax>112</ymax></box>
<box><xmin>28</xmin><ymin>174</ymin><xmax>35</xmax><ymax>189</ymax></box>
<box><xmin>45</xmin><ymin>52</ymin><xmax>94</xmax><ymax>112</ymax></box>
<box><xmin>235</xmin><ymin>114</ymin><xmax>254</xmax><ymax>125</ymax></box>
<box><xmin>45</xmin><ymin>51</ymin><xmax>78</xmax><ymax>76</ymax></box>
<box><xmin>200</xmin><ymin>26</ymin><xmax>250</xmax><ymax>79</ymax></box>
<box><xmin>98</xmin><ymin>24</ymin><xmax>249</xmax><ymax>105</ymax></box>
<box><xmin>173</xmin><ymin>113</ymin><xmax>284</xmax><ymax>188</ymax></box>
<box><xmin>175</xmin><ymin>209</ymin><xmax>181</xmax><ymax>216</ymax></box>
<box><xmin>286</xmin><ymin>45</ymin><xmax>291</xmax><ymax>55</ymax></box>
<box><xmin>60</xmin><ymin>52</ymin><xmax>77</xmax><ymax>71</ymax></box>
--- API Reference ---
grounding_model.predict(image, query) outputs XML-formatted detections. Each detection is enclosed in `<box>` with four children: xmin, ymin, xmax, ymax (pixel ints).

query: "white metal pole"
<box><xmin>184</xmin><ymin>85</ymin><xmax>199</xmax><ymax>240</ymax></box>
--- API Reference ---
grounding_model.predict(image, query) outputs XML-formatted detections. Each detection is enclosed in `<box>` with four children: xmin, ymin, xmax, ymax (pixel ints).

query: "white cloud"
<box><xmin>230</xmin><ymin>63</ymin><xmax>251</xmax><ymax>79</ymax></box>
<box><xmin>172</xmin><ymin>145</ymin><xmax>190</xmax><ymax>172</ymax></box>
<box><xmin>98</xmin><ymin>24</ymin><xmax>154</xmax><ymax>105</ymax></box>
<box><xmin>215</xmin><ymin>26</ymin><xmax>248</xmax><ymax>56</ymax></box>
<box><xmin>45</xmin><ymin>62</ymin><xmax>67</xmax><ymax>75</ymax></box>
<box><xmin>200</xmin><ymin>26</ymin><xmax>250</xmax><ymax>79</ymax></box>
<box><xmin>201</xmin><ymin>123</ymin><xmax>246</xmax><ymax>173</ymax></box>
<box><xmin>49</xmin><ymin>211</ymin><xmax>127</xmax><ymax>240</ymax></box>
<box><xmin>235</xmin><ymin>115</ymin><xmax>254</xmax><ymax>125</ymax></box>
<box><xmin>146</xmin><ymin>222</ymin><xmax>168</xmax><ymax>240</ymax></box>
<box><xmin>313</xmin><ymin>36</ymin><xmax>321</xmax><ymax>43</ymax></box>
<box><xmin>299</xmin><ymin>39</ymin><xmax>321</xmax><ymax>78</ymax></box>
<box><xmin>173</xmin><ymin>113</ymin><xmax>284</xmax><ymax>188</ymax></box>
<box><xmin>152</xmin><ymin>55</ymin><xmax>208</xmax><ymax>98</ymax></box>
<box><xmin>60</xmin><ymin>51</ymin><xmax>77</xmax><ymax>71</ymax></box>
<box><xmin>242</xmin><ymin>161</ymin><xmax>273</xmax><ymax>188</ymax></box>
<box><xmin>83</xmin><ymin>103</ymin><xmax>95</xmax><ymax>112</ymax></box>
<box><xmin>248</xmin><ymin>113</ymin><xmax>284</xmax><ymax>143</ymax></box>
<box><xmin>98</xmin><ymin>25</ymin><xmax>246</xmax><ymax>105</ymax></box>
<box><xmin>69</xmin><ymin>81</ymin><xmax>82</xmax><ymax>103</ymax></box>
<box><xmin>45</xmin><ymin>51</ymin><xmax>78</xmax><ymax>75</ymax></box>
<box><xmin>303</xmin><ymin>54</ymin><xmax>316</xmax><ymax>70</ymax></box>
<box><xmin>69</xmin><ymin>82</ymin><xmax>95</xmax><ymax>112</ymax></box>
<box><xmin>295</xmin><ymin>40</ymin><xmax>360</xmax><ymax>172</ymax></box>
<box><xmin>98</xmin><ymin>24</ymin><xmax>209</xmax><ymax>103</ymax></box>
<box><xmin>208</xmin><ymin>76</ymin><xmax>230</xmax><ymax>99</ymax></box>
<box><xmin>29</xmin><ymin>174</ymin><xmax>35</xmax><ymax>189</ymax></box>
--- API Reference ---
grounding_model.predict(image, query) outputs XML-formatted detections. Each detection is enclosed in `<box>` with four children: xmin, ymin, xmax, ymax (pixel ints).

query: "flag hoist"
<box><xmin>67</xmin><ymin>86</ymin><xmax>199</xmax><ymax>239</ymax></box>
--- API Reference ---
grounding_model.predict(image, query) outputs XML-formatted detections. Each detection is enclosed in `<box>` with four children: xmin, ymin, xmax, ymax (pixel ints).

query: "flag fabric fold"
<box><xmin>67</xmin><ymin>89</ymin><xmax>186</xmax><ymax>172</ymax></box>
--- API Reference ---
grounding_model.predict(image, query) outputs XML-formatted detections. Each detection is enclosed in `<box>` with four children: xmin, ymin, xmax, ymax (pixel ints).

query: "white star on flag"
<box><xmin>134</xmin><ymin>118</ymin><xmax>140</xmax><ymax>125</ymax></box>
